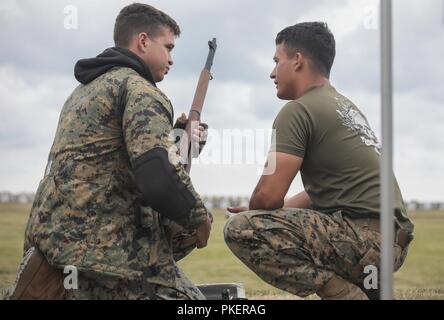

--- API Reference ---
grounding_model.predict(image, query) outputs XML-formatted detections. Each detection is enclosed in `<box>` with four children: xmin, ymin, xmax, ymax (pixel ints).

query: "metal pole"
<box><xmin>380</xmin><ymin>0</ymin><xmax>395</xmax><ymax>300</ymax></box>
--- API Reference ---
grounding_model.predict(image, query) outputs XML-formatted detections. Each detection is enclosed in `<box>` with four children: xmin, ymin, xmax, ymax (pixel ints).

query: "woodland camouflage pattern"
<box><xmin>224</xmin><ymin>208</ymin><xmax>408</xmax><ymax>297</ymax></box>
<box><xmin>23</xmin><ymin>67</ymin><xmax>209</xmax><ymax>299</ymax></box>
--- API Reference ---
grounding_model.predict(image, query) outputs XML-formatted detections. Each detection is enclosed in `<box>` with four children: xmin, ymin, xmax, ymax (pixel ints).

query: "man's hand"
<box><xmin>195</xmin><ymin>214</ymin><xmax>212</xmax><ymax>249</ymax></box>
<box><xmin>227</xmin><ymin>206</ymin><xmax>249</xmax><ymax>214</ymax></box>
<box><xmin>174</xmin><ymin>112</ymin><xmax>208</xmax><ymax>155</ymax></box>
<box><xmin>173</xmin><ymin>112</ymin><xmax>188</xmax><ymax>130</ymax></box>
<box><xmin>225</xmin><ymin>206</ymin><xmax>249</xmax><ymax>219</ymax></box>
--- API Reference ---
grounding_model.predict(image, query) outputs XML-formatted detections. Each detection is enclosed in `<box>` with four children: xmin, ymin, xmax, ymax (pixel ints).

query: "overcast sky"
<box><xmin>0</xmin><ymin>0</ymin><xmax>443</xmax><ymax>202</ymax></box>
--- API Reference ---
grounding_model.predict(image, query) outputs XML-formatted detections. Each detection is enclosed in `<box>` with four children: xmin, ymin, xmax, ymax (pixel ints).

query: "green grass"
<box><xmin>393</xmin><ymin>211</ymin><xmax>444</xmax><ymax>299</ymax></box>
<box><xmin>0</xmin><ymin>203</ymin><xmax>30</xmax><ymax>288</ymax></box>
<box><xmin>1</xmin><ymin>204</ymin><xmax>443</xmax><ymax>299</ymax></box>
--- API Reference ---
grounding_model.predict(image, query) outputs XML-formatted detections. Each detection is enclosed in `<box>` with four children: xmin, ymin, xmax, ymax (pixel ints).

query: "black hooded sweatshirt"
<box><xmin>74</xmin><ymin>46</ymin><xmax>156</xmax><ymax>87</ymax></box>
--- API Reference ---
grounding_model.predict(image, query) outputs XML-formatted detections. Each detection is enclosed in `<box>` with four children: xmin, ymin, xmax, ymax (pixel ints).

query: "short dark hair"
<box><xmin>114</xmin><ymin>3</ymin><xmax>181</xmax><ymax>47</ymax></box>
<box><xmin>276</xmin><ymin>22</ymin><xmax>336</xmax><ymax>77</ymax></box>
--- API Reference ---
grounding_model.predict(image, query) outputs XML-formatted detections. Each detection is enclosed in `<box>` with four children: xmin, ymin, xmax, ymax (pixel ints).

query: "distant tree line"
<box><xmin>0</xmin><ymin>192</ymin><xmax>35</xmax><ymax>204</ymax></box>
<box><xmin>405</xmin><ymin>200</ymin><xmax>444</xmax><ymax>211</ymax></box>
<box><xmin>201</xmin><ymin>196</ymin><xmax>250</xmax><ymax>209</ymax></box>
<box><xmin>0</xmin><ymin>192</ymin><xmax>250</xmax><ymax>209</ymax></box>
<box><xmin>0</xmin><ymin>191</ymin><xmax>443</xmax><ymax>211</ymax></box>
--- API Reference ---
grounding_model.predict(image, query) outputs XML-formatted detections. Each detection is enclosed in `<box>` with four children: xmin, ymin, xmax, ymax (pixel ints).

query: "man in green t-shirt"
<box><xmin>224</xmin><ymin>22</ymin><xmax>414</xmax><ymax>300</ymax></box>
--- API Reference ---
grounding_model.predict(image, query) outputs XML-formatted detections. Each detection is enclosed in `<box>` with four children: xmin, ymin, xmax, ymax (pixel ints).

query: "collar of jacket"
<box><xmin>74</xmin><ymin>46</ymin><xmax>156</xmax><ymax>87</ymax></box>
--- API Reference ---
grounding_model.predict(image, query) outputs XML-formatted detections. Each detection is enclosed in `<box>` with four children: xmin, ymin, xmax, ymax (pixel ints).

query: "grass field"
<box><xmin>1</xmin><ymin>203</ymin><xmax>443</xmax><ymax>299</ymax></box>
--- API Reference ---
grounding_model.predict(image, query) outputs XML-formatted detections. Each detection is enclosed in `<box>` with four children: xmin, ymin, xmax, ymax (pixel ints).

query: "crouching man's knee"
<box><xmin>223</xmin><ymin>213</ymin><xmax>255</xmax><ymax>254</ymax></box>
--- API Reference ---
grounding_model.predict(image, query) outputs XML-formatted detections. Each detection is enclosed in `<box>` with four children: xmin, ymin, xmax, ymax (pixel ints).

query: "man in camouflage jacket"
<box><xmin>13</xmin><ymin>3</ymin><xmax>212</xmax><ymax>300</ymax></box>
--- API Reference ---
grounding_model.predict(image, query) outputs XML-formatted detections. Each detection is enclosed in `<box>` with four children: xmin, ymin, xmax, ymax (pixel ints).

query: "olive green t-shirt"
<box><xmin>272</xmin><ymin>83</ymin><xmax>413</xmax><ymax>233</ymax></box>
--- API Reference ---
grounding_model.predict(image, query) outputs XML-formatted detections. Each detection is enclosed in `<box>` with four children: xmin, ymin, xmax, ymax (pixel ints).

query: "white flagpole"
<box><xmin>380</xmin><ymin>0</ymin><xmax>395</xmax><ymax>300</ymax></box>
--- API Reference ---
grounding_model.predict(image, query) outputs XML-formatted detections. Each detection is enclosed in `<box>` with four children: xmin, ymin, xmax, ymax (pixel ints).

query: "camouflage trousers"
<box><xmin>224</xmin><ymin>209</ymin><xmax>409</xmax><ymax>298</ymax></box>
<box><xmin>66</xmin><ymin>225</ymin><xmax>205</xmax><ymax>300</ymax></box>
<box><xmin>65</xmin><ymin>267</ymin><xmax>204</xmax><ymax>300</ymax></box>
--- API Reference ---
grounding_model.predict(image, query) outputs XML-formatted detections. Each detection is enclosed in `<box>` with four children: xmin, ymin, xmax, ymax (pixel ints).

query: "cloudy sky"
<box><xmin>0</xmin><ymin>0</ymin><xmax>443</xmax><ymax>202</ymax></box>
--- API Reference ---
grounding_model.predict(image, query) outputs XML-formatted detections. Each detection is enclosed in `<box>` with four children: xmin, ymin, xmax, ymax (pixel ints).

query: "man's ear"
<box><xmin>292</xmin><ymin>52</ymin><xmax>303</xmax><ymax>72</ymax></box>
<box><xmin>137</xmin><ymin>32</ymin><xmax>150</xmax><ymax>53</ymax></box>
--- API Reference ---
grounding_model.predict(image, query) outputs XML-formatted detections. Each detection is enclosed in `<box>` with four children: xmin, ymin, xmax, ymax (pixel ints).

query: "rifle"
<box><xmin>179</xmin><ymin>38</ymin><xmax>217</xmax><ymax>173</ymax></box>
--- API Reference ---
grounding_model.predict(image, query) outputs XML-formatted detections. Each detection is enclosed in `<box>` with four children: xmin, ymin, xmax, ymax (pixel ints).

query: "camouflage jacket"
<box><xmin>24</xmin><ymin>66</ymin><xmax>209</xmax><ymax>290</ymax></box>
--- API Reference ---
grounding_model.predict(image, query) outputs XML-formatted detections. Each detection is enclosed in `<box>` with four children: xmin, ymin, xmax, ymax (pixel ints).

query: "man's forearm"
<box><xmin>283</xmin><ymin>191</ymin><xmax>311</xmax><ymax>209</ymax></box>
